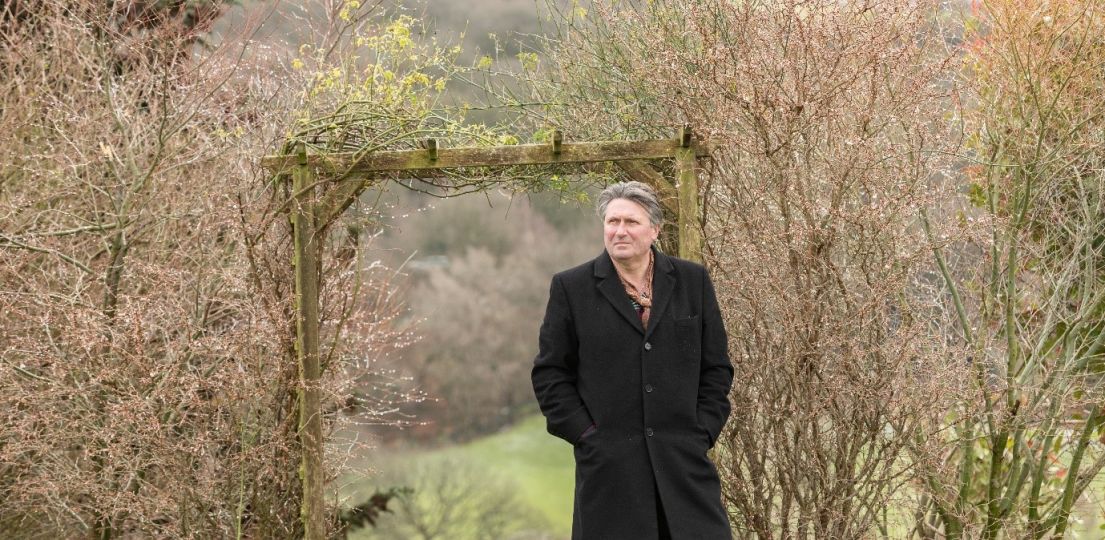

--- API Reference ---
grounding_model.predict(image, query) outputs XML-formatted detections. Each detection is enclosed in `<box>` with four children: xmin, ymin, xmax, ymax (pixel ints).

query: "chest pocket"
<box><xmin>674</xmin><ymin>315</ymin><xmax>701</xmax><ymax>357</ymax></box>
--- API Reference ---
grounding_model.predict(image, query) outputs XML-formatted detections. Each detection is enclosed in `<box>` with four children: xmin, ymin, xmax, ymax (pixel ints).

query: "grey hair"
<box><xmin>596</xmin><ymin>181</ymin><xmax>664</xmax><ymax>227</ymax></box>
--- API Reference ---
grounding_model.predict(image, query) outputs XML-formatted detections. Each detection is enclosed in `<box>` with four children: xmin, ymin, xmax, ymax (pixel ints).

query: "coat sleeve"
<box><xmin>697</xmin><ymin>267</ymin><xmax>734</xmax><ymax>448</ymax></box>
<box><xmin>531</xmin><ymin>274</ymin><xmax>594</xmax><ymax>445</ymax></box>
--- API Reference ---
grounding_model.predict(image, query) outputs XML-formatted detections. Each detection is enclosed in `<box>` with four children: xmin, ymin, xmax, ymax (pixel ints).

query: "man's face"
<box><xmin>603</xmin><ymin>198</ymin><xmax>660</xmax><ymax>264</ymax></box>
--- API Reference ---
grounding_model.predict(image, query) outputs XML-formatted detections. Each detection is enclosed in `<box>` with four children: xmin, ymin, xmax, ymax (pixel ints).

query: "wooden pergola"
<box><xmin>261</xmin><ymin>127</ymin><xmax>712</xmax><ymax>538</ymax></box>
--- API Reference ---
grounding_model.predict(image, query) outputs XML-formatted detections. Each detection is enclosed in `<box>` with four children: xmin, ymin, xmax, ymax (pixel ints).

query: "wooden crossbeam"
<box><xmin>261</xmin><ymin>138</ymin><xmax>712</xmax><ymax>174</ymax></box>
<box><xmin>271</xmin><ymin>136</ymin><xmax>713</xmax><ymax>228</ymax></box>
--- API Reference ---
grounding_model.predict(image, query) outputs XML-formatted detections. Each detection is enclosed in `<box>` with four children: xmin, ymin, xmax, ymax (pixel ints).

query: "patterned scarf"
<box><xmin>615</xmin><ymin>250</ymin><xmax>654</xmax><ymax>328</ymax></box>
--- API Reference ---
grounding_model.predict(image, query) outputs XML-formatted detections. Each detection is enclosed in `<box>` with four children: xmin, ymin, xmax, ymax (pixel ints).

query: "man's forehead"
<box><xmin>604</xmin><ymin>199</ymin><xmax>649</xmax><ymax>218</ymax></box>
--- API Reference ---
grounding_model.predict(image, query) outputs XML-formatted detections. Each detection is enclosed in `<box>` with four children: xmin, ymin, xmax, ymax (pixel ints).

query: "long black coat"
<box><xmin>532</xmin><ymin>248</ymin><xmax>733</xmax><ymax>539</ymax></box>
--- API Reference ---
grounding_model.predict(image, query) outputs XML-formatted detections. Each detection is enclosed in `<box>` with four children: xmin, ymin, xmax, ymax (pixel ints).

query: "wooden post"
<box><xmin>675</xmin><ymin>126</ymin><xmax>703</xmax><ymax>263</ymax></box>
<box><xmin>291</xmin><ymin>142</ymin><xmax>326</xmax><ymax>540</ymax></box>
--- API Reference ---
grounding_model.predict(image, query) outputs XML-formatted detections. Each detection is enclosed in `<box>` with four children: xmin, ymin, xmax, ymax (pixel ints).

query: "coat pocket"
<box><xmin>674</xmin><ymin>315</ymin><xmax>701</xmax><ymax>357</ymax></box>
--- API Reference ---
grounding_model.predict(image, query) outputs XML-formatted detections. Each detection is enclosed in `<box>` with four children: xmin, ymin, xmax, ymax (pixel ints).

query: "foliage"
<box><xmin>0</xmin><ymin>0</ymin><xmax>418</xmax><ymax>537</ymax></box>
<box><xmin>0</xmin><ymin>0</ymin><xmax>230</xmax><ymax>47</ymax></box>
<box><xmin>9</xmin><ymin>0</ymin><xmax>1102</xmax><ymax>538</ymax></box>
<box><xmin>0</xmin><ymin>1</ymin><xmax>294</xmax><ymax>536</ymax></box>
<box><xmin>288</xmin><ymin>12</ymin><xmax>463</xmax><ymax>151</ymax></box>
<box><xmin>911</xmin><ymin>1</ymin><xmax>1105</xmax><ymax>537</ymax></box>
<box><xmin>282</xmin><ymin>6</ymin><xmax>580</xmax><ymax>202</ymax></box>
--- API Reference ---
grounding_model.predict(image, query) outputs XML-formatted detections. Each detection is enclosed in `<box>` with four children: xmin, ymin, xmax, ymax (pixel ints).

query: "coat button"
<box><xmin>646</xmin><ymin>427</ymin><xmax>654</xmax><ymax>437</ymax></box>
<box><xmin>644</xmin><ymin>342</ymin><xmax>652</xmax><ymax>351</ymax></box>
<box><xmin>645</xmin><ymin>384</ymin><xmax>654</xmax><ymax>393</ymax></box>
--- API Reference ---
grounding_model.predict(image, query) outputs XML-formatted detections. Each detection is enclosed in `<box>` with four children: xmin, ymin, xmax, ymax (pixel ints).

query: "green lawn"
<box><xmin>339</xmin><ymin>415</ymin><xmax>1104</xmax><ymax>539</ymax></box>
<box><xmin>340</xmin><ymin>414</ymin><xmax>575</xmax><ymax>538</ymax></box>
<box><xmin>443</xmin><ymin>414</ymin><xmax>575</xmax><ymax>532</ymax></box>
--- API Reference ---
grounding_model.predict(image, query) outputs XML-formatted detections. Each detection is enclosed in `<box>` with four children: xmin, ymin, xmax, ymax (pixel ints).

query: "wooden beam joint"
<box><xmin>425</xmin><ymin>138</ymin><xmax>438</xmax><ymax>161</ymax></box>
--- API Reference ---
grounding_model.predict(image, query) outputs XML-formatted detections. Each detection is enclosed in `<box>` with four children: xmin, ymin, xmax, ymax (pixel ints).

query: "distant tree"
<box><xmin>380</xmin><ymin>192</ymin><xmax>594</xmax><ymax>441</ymax></box>
<box><xmin>1</xmin><ymin>0</ymin><xmax>230</xmax><ymax>56</ymax></box>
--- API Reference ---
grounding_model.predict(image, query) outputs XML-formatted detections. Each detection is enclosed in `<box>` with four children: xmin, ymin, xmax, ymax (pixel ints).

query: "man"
<box><xmin>531</xmin><ymin>181</ymin><xmax>733</xmax><ymax>539</ymax></box>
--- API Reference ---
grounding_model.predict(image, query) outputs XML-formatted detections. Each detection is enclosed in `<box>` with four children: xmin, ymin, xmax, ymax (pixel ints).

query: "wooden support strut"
<box><xmin>291</xmin><ymin>143</ymin><xmax>326</xmax><ymax>540</ymax></box>
<box><xmin>675</xmin><ymin>126</ymin><xmax>704</xmax><ymax>263</ymax></box>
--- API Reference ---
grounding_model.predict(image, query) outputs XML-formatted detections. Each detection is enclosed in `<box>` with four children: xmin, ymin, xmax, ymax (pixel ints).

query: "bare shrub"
<box><xmin>0</xmin><ymin>1</ymin><xmax>417</xmax><ymax>537</ymax></box>
<box><xmin>907</xmin><ymin>2</ymin><xmax>1105</xmax><ymax>537</ymax></box>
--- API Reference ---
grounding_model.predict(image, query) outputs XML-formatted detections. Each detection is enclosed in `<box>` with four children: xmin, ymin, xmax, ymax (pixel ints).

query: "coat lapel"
<box><xmin>644</xmin><ymin>249</ymin><xmax>675</xmax><ymax>340</ymax></box>
<box><xmin>594</xmin><ymin>251</ymin><xmax>645</xmax><ymax>335</ymax></box>
<box><xmin>593</xmin><ymin>247</ymin><xmax>677</xmax><ymax>337</ymax></box>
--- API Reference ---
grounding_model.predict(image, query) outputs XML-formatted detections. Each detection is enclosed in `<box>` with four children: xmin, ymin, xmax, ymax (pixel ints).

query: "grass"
<box><xmin>340</xmin><ymin>414</ymin><xmax>575</xmax><ymax>538</ymax></box>
<box><xmin>339</xmin><ymin>415</ymin><xmax>1103</xmax><ymax>539</ymax></box>
<box><xmin>442</xmin><ymin>414</ymin><xmax>575</xmax><ymax>532</ymax></box>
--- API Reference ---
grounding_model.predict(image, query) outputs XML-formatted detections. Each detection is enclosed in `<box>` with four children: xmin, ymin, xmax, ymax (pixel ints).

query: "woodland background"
<box><xmin>1</xmin><ymin>0</ymin><xmax>1103</xmax><ymax>539</ymax></box>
